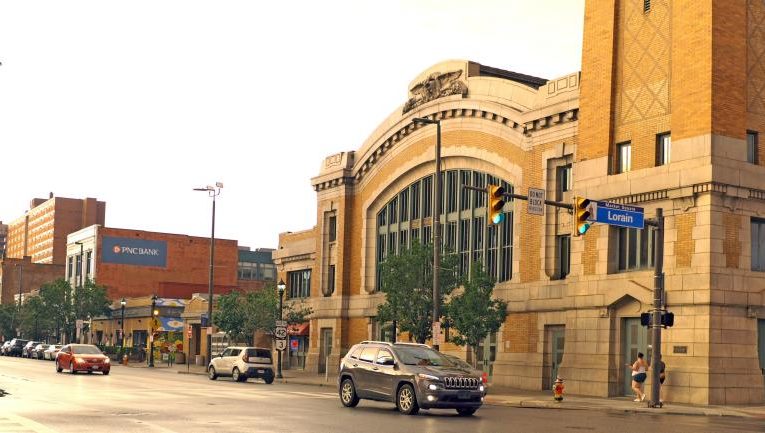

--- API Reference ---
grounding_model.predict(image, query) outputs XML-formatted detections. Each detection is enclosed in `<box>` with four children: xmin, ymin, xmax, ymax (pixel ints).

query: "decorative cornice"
<box><xmin>604</xmin><ymin>181</ymin><xmax>765</xmax><ymax>208</ymax></box>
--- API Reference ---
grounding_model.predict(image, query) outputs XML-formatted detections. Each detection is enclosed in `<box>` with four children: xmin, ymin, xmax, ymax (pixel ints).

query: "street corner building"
<box><xmin>274</xmin><ymin>0</ymin><xmax>765</xmax><ymax>405</ymax></box>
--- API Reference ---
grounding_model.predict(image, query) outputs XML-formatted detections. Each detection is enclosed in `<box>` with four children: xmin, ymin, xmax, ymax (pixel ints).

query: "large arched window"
<box><xmin>376</xmin><ymin>169</ymin><xmax>513</xmax><ymax>289</ymax></box>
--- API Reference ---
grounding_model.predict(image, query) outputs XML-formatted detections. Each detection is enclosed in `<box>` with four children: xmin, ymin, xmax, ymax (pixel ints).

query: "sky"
<box><xmin>0</xmin><ymin>0</ymin><xmax>584</xmax><ymax>249</ymax></box>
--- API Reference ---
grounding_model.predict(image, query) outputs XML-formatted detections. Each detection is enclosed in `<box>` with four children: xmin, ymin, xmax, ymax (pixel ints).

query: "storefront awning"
<box><xmin>288</xmin><ymin>322</ymin><xmax>309</xmax><ymax>336</ymax></box>
<box><xmin>158</xmin><ymin>317</ymin><xmax>184</xmax><ymax>332</ymax></box>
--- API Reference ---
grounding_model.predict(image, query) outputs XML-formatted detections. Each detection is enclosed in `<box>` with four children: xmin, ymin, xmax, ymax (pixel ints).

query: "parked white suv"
<box><xmin>208</xmin><ymin>346</ymin><xmax>274</xmax><ymax>384</ymax></box>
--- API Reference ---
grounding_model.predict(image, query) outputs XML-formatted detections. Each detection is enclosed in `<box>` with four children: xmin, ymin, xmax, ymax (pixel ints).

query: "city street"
<box><xmin>0</xmin><ymin>357</ymin><xmax>763</xmax><ymax>433</ymax></box>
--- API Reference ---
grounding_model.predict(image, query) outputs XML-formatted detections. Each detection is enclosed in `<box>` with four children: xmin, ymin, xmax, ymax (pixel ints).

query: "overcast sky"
<box><xmin>0</xmin><ymin>0</ymin><xmax>584</xmax><ymax>249</ymax></box>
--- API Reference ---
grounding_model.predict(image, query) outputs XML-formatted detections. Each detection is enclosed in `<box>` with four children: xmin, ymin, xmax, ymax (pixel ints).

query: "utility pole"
<box><xmin>413</xmin><ymin>117</ymin><xmax>442</xmax><ymax>350</ymax></box>
<box><xmin>647</xmin><ymin>208</ymin><xmax>665</xmax><ymax>408</ymax></box>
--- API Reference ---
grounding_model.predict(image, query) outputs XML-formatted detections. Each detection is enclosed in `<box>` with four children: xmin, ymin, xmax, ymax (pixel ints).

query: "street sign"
<box><xmin>527</xmin><ymin>188</ymin><xmax>545</xmax><ymax>215</ymax></box>
<box><xmin>275</xmin><ymin>326</ymin><xmax>288</xmax><ymax>339</ymax></box>
<box><xmin>275</xmin><ymin>339</ymin><xmax>287</xmax><ymax>351</ymax></box>
<box><xmin>590</xmin><ymin>200</ymin><xmax>644</xmax><ymax>229</ymax></box>
<box><xmin>275</xmin><ymin>320</ymin><xmax>287</xmax><ymax>327</ymax></box>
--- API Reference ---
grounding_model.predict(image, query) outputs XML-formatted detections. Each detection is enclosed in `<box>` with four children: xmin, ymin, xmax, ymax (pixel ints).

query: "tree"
<box><xmin>213</xmin><ymin>283</ymin><xmax>312</xmax><ymax>345</ymax></box>
<box><xmin>447</xmin><ymin>263</ymin><xmax>508</xmax><ymax>368</ymax></box>
<box><xmin>213</xmin><ymin>291</ymin><xmax>255</xmax><ymax>345</ymax></box>
<box><xmin>18</xmin><ymin>296</ymin><xmax>53</xmax><ymax>341</ymax></box>
<box><xmin>376</xmin><ymin>240</ymin><xmax>460</xmax><ymax>344</ymax></box>
<box><xmin>0</xmin><ymin>303</ymin><xmax>16</xmax><ymax>340</ymax></box>
<box><xmin>38</xmin><ymin>279</ymin><xmax>71</xmax><ymax>342</ymax></box>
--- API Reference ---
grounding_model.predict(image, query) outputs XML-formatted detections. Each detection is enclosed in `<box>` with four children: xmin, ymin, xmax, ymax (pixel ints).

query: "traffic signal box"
<box><xmin>487</xmin><ymin>184</ymin><xmax>506</xmax><ymax>225</ymax></box>
<box><xmin>573</xmin><ymin>196</ymin><xmax>591</xmax><ymax>236</ymax></box>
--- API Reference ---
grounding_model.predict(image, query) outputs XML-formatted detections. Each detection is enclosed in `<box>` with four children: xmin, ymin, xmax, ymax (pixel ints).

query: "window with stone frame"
<box><xmin>288</xmin><ymin>269</ymin><xmax>311</xmax><ymax>298</ymax></box>
<box><xmin>751</xmin><ymin>217</ymin><xmax>765</xmax><ymax>271</ymax></box>
<box><xmin>616</xmin><ymin>226</ymin><xmax>656</xmax><ymax>271</ymax></box>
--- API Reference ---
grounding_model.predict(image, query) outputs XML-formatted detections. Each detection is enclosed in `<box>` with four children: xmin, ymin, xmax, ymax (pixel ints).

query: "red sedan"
<box><xmin>55</xmin><ymin>344</ymin><xmax>111</xmax><ymax>375</ymax></box>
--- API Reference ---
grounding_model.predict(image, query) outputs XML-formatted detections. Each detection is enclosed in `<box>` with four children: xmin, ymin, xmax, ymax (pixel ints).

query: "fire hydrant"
<box><xmin>553</xmin><ymin>377</ymin><xmax>565</xmax><ymax>401</ymax></box>
<box><xmin>122</xmin><ymin>354</ymin><xmax>129</xmax><ymax>365</ymax></box>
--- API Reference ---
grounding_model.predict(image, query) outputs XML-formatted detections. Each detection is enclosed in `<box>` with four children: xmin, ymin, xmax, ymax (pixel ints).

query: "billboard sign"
<box><xmin>102</xmin><ymin>236</ymin><xmax>167</xmax><ymax>267</ymax></box>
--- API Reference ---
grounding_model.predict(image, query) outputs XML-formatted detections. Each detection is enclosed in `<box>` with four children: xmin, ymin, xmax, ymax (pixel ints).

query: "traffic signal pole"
<box><xmin>646</xmin><ymin>208</ymin><xmax>665</xmax><ymax>408</ymax></box>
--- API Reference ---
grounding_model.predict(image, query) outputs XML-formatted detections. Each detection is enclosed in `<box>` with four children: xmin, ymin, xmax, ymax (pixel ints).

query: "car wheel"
<box><xmin>396</xmin><ymin>383</ymin><xmax>419</xmax><ymax>415</ymax></box>
<box><xmin>69</xmin><ymin>362</ymin><xmax>76</xmax><ymax>374</ymax></box>
<box><xmin>232</xmin><ymin>368</ymin><xmax>245</xmax><ymax>382</ymax></box>
<box><xmin>208</xmin><ymin>366</ymin><xmax>218</xmax><ymax>380</ymax></box>
<box><xmin>263</xmin><ymin>373</ymin><xmax>274</xmax><ymax>384</ymax></box>
<box><xmin>339</xmin><ymin>378</ymin><xmax>360</xmax><ymax>408</ymax></box>
<box><xmin>456</xmin><ymin>408</ymin><xmax>477</xmax><ymax>416</ymax></box>
<box><xmin>56</xmin><ymin>361</ymin><xmax>63</xmax><ymax>373</ymax></box>
<box><xmin>103</xmin><ymin>370</ymin><xmax>110</xmax><ymax>375</ymax></box>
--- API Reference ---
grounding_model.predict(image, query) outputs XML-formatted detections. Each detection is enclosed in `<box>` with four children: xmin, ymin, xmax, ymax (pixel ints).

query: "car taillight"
<box><xmin>482</xmin><ymin>372</ymin><xmax>488</xmax><ymax>384</ymax></box>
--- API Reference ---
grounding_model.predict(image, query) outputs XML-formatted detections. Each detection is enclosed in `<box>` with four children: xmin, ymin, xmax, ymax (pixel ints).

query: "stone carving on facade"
<box><xmin>402</xmin><ymin>70</ymin><xmax>468</xmax><ymax>114</ymax></box>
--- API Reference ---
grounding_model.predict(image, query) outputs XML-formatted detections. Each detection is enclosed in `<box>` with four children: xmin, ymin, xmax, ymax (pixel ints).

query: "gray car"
<box><xmin>337</xmin><ymin>341</ymin><xmax>485</xmax><ymax>416</ymax></box>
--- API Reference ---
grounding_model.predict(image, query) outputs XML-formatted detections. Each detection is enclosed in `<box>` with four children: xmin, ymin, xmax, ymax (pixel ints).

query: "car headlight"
<box><xmin>428</xmin><ymin>384</ymin><xmax>439</xmax><ymax>391</ymax></box>
<box><xmin>479</xmin><ymin>385</ymin><xmax>485</xmax><ymax>392</ymax></box>
<box><xmin>104</xmin><ymin>358</ymin><xmax>110</xmax><ymax>363</ymax></box>
<box><xmin>417</xmin><ymin>373</ymin><xmax>440</xmax><ymax>381</ymax></box>
<box><xmin>74</xmin><ymin>357</ymin><xmax>85</xmax><ymax>363</ymax></box>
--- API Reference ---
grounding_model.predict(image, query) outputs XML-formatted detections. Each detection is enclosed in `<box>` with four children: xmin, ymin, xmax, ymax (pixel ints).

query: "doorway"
<box><xmin>476</xmin><ymin>332</ymin><xmax>497</xmax><ymax>380</ymax></box>
<box><xmin>622</xmin><ymin>317</ymin><xmax>650</xmax><ymax>396</ymax></box>
<box><xmin>319</xmin><ymin>328</ymin><xmax>333</xmax><ymax>374</ymax></box>
<box><xmin>543</xmin><ymin>325</ymin><xmax>565</xmax><ymax>389</ymax></box>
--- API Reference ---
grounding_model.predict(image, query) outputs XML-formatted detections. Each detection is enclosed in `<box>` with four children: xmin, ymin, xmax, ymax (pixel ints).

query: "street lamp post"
<box><xmin>11</xmin><ymin>262</ymin><xmax>23</xmax><ymax>337</ymax></box>
<box><xmin>194</xmin><ymin>182</ymin><xmax>223</xmax><ymax>370</ymax></box>
<box><xmin>413</xmin><ymin>116</ymin><xmax>442</xmax><ymax>351</ymax></box>
<box><xmin>276</xmin><ymin>279</ymin><xmax>286</xmax><ymax>379</ymax></box>
<box><xmin>74</xmin><ymin>241</ymin><xmax>84</xmax><ymax>343</ymax></box>
<box><xmin>120</xmin><ymin>298</ymin><xmax>126</xmax><ymax>348</ymax></box>
<box><xmin>149</xmin><ymin>294</ymin><xmax>158</xmax><ymax>367</ymax></box>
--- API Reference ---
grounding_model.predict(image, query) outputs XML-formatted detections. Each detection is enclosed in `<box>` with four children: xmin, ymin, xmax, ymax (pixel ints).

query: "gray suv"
<box><xmin>337</xmin><ymin>341</ymin><xmax>485</xmax><ymax>416</ymax></box>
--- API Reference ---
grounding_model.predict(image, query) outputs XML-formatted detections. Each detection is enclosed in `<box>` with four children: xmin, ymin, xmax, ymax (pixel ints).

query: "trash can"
<box><xmin>195</xmin><ymin>355</ymin><xmax>206</xmax><ymax>366</ymax></box>
<box><xmin>175</xmin><ymin>352</ymin><xmax>186</xmax><ymax>364</ymax></box>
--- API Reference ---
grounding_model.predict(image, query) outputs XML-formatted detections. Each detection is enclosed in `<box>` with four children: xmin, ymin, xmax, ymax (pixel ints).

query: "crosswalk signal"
<box><xmin>574</xmin><ymin>196</ymin><xmax>591</xmax><ymax>236</ymax></box>
<box><xmin>487</xmin><ymin>184</ymin><xmax>506</xmax><ymax>225</ymax></box>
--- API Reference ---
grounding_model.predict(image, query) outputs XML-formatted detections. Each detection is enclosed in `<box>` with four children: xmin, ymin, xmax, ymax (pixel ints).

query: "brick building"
<box><xmin>65</xmin><ymin>225</ymin><xmax>239</xmax><ymax>300</ymax></box>
<box><xmin>273</xmin><ymin>1</ymin><xmax>765</xmax><ymax>404</ymax></box>
<box><xmin>0</xmin><ymin>256</ymin><xmax>64</xmax><ymax>305</ymax></box>
<box><xmin>6</xmin><ymin>195</ymin><xmax>105</xmax><ymax>265</ymax></box>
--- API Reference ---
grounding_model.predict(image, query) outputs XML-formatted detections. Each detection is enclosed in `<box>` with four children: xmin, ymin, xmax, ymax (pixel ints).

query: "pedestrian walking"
<box><xmin>626</xmin><ymin>352</ymin><xmax>648</xmax><ymax>402</ymax></box>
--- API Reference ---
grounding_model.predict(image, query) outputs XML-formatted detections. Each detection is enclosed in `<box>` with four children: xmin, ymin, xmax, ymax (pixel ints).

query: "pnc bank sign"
<box><xmin>102</xmin><ymin>236</ymin><xmax>167</xmax><ymax>267</ymax></box>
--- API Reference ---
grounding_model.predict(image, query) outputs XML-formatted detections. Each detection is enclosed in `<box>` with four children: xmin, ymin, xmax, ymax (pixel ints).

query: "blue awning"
<box><xmin>158</xmin><ymin>317</ymin><xmax>184</xmax><ymax>332</ymax></box>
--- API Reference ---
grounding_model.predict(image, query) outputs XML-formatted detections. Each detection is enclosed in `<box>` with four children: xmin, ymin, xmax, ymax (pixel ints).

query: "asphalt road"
<box><xmin>0</xmin><ymin>356</ymin><xmax>763</xmax><ymax>433</ymax></box>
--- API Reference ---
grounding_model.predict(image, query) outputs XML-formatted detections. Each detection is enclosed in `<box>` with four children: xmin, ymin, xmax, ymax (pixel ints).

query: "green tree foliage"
<box><xmin>376</xmin><ymin>241</ymin><xmax>460</xmax><ymax>344</ymax></box>
<box><xmin>0</xmin><ymin>303</ymin><xmax>17</xmax><ymax>340</ymax></box>
<box><xmin>213</xmin><ymin>283</ymin><xmax>313</xmax><ymax>345</ymax></box>
<box><xmin>447</xmin><ymin>263</ymin><xmax>508</xmax><ymax>367</ymax></box>
<box><xmin>18</xmin><ymin>296</ymin><xmax>53</xmax><ymax>341</ymax></box>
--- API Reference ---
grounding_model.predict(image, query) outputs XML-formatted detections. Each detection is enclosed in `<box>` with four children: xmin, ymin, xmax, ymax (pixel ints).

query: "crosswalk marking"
<box><xmin>0</xmin><ymin>414</ymin><xmax>57</xmax><ymax>433</ymax></box>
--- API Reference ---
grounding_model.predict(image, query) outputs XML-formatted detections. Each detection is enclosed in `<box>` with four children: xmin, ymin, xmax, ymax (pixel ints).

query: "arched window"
<box><xmin>376</xmin><ymin>169</ymin><xmax>513</xmax><ymax>290</ymax></box>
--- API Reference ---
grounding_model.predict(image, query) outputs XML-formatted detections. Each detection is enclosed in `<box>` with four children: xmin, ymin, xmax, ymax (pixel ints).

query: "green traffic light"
<box><xmin>578</xmin><ymin>222</ymin><xmax>590</xmax><ymax>234</ymax></box>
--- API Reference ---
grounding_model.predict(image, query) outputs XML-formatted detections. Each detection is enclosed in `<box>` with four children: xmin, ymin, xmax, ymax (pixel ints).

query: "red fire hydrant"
<box><xmin>553</xmin><ymin>377</ymin><xmax>565</xmax><ymax>401</ymax></box>
<box><xmin>122</xmin><ymin>354</ymin><xmax>129</xmax><ymax>365</ymax></box>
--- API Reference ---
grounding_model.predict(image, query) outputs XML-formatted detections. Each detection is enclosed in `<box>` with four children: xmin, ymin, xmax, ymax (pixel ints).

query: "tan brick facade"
<box><xmin>274</xmin><ymin>1</ymin><xmax>765</xmax><ymax>405</ymax></box>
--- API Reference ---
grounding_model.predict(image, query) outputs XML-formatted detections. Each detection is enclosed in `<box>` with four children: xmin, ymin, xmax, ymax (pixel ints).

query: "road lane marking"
<box><xmin>0</xmin><ymin>413</ymin><xmax>57</xmax><ymax>433</ymax></box>
<box><xmin>285</xmin><ymin>391</ymin><xmax>337</xmax><ymax>399</ymax></box>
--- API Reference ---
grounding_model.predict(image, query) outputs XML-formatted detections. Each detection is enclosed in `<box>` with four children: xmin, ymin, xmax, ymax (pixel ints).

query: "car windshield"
<box><xmin>72</xmin><ymin>345</ymin><xmax>102</xmax><ymax>355</ymax></box>
<box><xmin>394</xmin><ymin>346</ymin><xmax>454</xmax><ymax>367</ymax></box>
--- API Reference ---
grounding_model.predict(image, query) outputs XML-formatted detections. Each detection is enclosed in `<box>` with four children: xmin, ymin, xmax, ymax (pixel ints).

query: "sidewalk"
<box><xmin>117</xmin><ymin>362</ymin><xmax>765</xmax><ymax>419</ymax></box>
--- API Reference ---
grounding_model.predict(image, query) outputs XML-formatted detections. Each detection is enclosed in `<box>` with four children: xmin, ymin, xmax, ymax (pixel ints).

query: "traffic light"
<box><xmin>573</xmin><ymin>196</ymin><xmax>591</xmax><ymax>236</ymax></box>
<box><xmin>487</xmin><ymin>184</ymin><xmax>506</xmax><ymax>225</ymax></box>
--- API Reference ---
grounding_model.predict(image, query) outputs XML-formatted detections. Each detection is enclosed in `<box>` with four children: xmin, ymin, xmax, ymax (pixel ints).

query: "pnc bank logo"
<box><xmin>112</xmin><ymin>245</ymin><xmax>161</xmax><ymax>256</ymax></box>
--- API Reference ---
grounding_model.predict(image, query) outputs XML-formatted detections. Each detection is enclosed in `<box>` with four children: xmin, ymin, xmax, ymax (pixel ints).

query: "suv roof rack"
<box><xmin>392</xmin><ymin>342</ymin><xmax>431</xmax><ymax>348</ymax></box>
<box><xmin>358</xmin><ymin>341</ymin><xmax>393</xmax><ymax>346</ymax></box>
